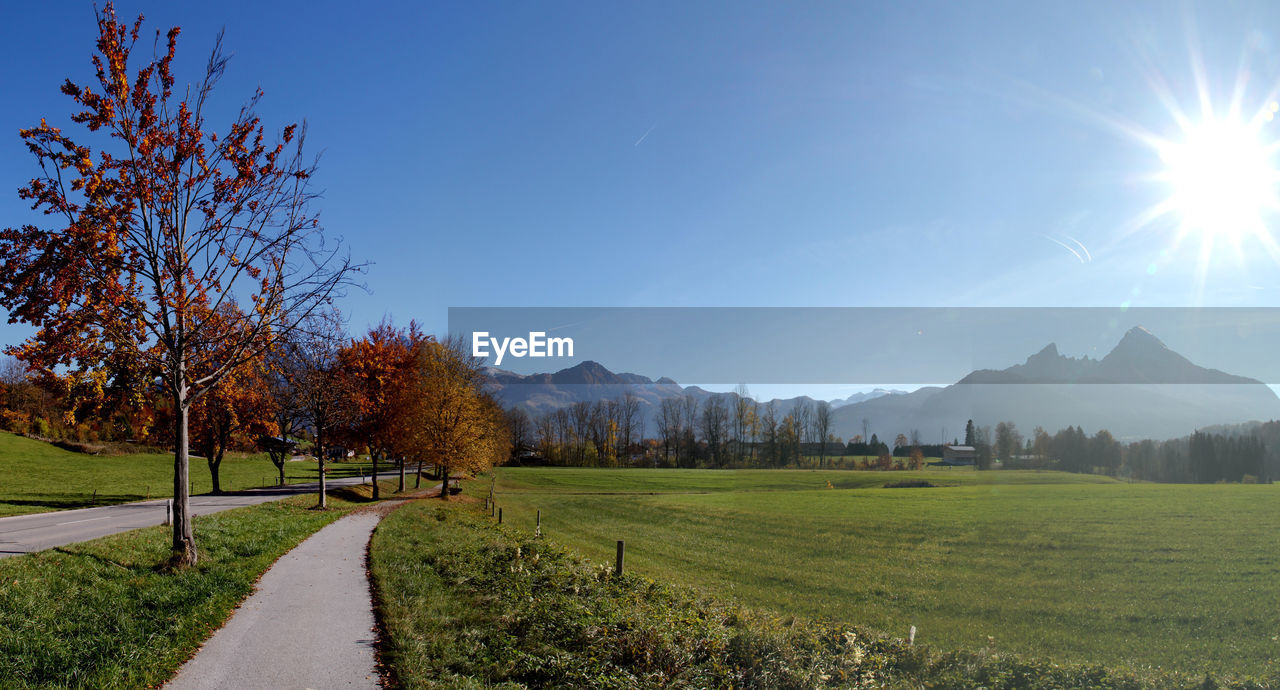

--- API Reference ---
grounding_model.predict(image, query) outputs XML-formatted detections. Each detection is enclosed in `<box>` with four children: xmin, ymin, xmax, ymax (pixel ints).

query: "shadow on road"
<box><xmin>1</xmin><ymin>494</ymin><xmax>148</xmax><ymax>513</ymax></box>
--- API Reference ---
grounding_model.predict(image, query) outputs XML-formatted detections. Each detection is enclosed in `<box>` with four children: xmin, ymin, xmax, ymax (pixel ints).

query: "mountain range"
<box><xmin>485</xmin><ymin>326</ymin><xmax>1280</xmax><ymax>442</ymax></box>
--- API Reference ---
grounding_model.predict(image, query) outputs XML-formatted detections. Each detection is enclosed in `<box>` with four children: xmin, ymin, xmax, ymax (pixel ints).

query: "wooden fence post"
<box><xmin>498</xmin><ymin>507</ymin><xmax>503</xmax><ymax>524</ymax></box>
<box><xmin>536</xmin><ymin>509</ymin><xmax>541</xmax><ymax>537</ymax></box>
<box><xmin>615</xmin><ymin>540</ymin><xmax>625</xmax><ymax>578</ymax></box>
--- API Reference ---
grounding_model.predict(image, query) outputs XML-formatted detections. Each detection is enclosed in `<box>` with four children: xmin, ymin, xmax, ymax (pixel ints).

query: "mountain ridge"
<box><xmin>486</xmin><ymin>327</ymin><xmax>1280</xmax><ymax>441</ymax></box>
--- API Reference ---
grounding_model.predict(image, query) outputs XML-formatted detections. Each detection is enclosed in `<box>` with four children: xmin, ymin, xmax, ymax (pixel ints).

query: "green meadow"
<box><xmin>0</xmin><ymin>432</ymin><xmax>377</xmax><ymax>517</ymax></box>
<box><xmin>0</xmin><ymin>482</ymin><xmax>395</xmax><ymax>688</ymax></box>
<box><xmin>475</xmin><ymin>467</ymin><xmax>1280</xmax><ymax>678</ymax></box>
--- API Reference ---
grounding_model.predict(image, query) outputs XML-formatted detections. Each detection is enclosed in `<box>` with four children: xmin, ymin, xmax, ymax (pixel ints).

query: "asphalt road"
<box><xmin>0</xmin><ymin>472</ymin><xmax>403</xmax><ymax>558</ymax></box>
<box><xmin>164</xmin><ymin>508</ymin><xmax>397</xmax><ymax>689</ymax></box>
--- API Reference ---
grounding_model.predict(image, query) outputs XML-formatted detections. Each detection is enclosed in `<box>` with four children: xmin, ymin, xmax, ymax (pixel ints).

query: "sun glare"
<box><xmin>1158</xmin><ymin>115</ymin><xmax>1279</xmax><ymax>240</ymax></box>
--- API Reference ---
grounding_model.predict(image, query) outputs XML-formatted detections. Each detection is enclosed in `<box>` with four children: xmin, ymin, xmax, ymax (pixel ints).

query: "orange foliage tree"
<box><xmin>0</xmin><ymin>5</ymin><xmax>359</xmax><ymax>566</ymax></box>
<box><xmin>338</xmin><ymin>321</ymin><xmax>425</xmax><ymax>499</ymax></box>
<box><xmin>188</xmin><ymin>302</ymin><xmax>275</xmax><ymax>494</ymax></box>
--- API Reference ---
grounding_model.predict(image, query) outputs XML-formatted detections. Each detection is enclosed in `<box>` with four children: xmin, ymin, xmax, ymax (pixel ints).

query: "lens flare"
<box><xmin>1157</xmin><ymin>117</ymin><xmax>1278</xmax><ymax>241</ymax></box>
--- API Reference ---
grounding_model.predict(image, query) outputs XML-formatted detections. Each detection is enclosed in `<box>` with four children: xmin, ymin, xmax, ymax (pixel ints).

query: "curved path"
<box><xmin>0</xmin><ymin>472</ymin><xmax>401</xmax><ymax>558</ymax></box>
<box><xmin>165</xmin><ymin>505</ymin><xmax>402</xmax><ymax>689</ymax></box>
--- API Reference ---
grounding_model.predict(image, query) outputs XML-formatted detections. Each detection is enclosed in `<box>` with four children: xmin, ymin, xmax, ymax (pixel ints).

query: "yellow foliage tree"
<box><xmin>398</xmin><ymin>336</ymin><xmax>509</xmax><ymax>499</ymax></box>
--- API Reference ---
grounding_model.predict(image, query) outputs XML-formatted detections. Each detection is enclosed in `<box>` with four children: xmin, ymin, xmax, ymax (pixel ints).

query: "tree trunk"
<box><xmin>438</xmin><ymin>462</ymin><xmax>450</xmax><ymax>500</ymax></box>
<box><xmin>397</xmin><ymin>457</ymin><xmax>405</xmax><ymax>492</ymax></box>
<box><xmin>317</xmin><ymin>442</ymin><xmax>327</xmax><ymax>508</ymax></box>
<box><xmin>414</xmin><ymin>458</ymin><xmax>423</xmax><ymax>489</ymax></box>
<box><xmin>171</xmin><ymin>397</ymin><xmax>197</xmax><ymax>567</ymax></box>
<box><xmin>208</xmin><ymin>455</ymin><xmax>221</xmax><ymax>494</ymax></box>
<box><xmin>276</xmin><ymin>458</ymin><xmax>286</xmax><ymax>486</ymax></box>
<box><xmin>371</xmin><ymin>450</ymin><xmax>379</xmax><ymax>500</ymax></box>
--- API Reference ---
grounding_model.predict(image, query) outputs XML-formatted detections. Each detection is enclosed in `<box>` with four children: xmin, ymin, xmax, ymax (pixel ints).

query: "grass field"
<box><xmin>474</xmin><ymin>467</ymin><xmax>1280</xmax><ymax>678</ymax></box>
<box><xmin>0</xmin><ymin>432</ymin><xmax>381</xmax><ymax>517</ymax></box>
<box><xmin>0</xmin><ymin>481</ymin><xmax>395</xmax><ymax>688</ymax></box>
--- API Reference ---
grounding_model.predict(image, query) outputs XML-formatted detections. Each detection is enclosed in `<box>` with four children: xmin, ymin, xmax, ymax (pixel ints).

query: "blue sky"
<box><xmin>4</xmin><ymin>2</ymin><xmax>1280</xmax><ymax>397</ymax></box>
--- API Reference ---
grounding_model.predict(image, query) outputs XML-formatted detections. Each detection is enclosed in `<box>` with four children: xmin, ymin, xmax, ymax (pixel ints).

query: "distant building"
<box><xmin>930</xmin><ymin>445</ymin><xmax>976</xmax><ymax>467</ymax></box>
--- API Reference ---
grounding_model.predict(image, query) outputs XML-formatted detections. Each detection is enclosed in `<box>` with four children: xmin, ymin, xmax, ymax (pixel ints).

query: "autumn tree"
<box><xmin>0</xmin><ymin>6</ymin><xmax>359</xmax><ymax>566</ymax></box>
<box><xmin>338</xmin><ymin>320</ymin><xmax>423</xmax><ymax>500</ymax></box>
<box><xmin>260</xmin><ymin>341</ymin><xmax>305</xmax><ymax>486</ymax></box>
<box><xmin>188</xmin><ymin>302</ymin><xmax>274</xmax><ymax>494</ymax></box>
<box><xmin>288</xmin><ymin>310</ymin><xmax>356</xmax><ymax>509</ymax></box>
<box><xmin>504</xmin><ymin>407</ymin><xmax>531</xmax><ymax>462</ymax></box>
<box><xmin>190</xmin><ymin>355</ymin><xmax>272</xmax><ymax>494</ymax></box>
<box><xmin>403</xmin><ymin>336</ymin><xmax>505</xmax><ymax>499</ymax></box>
<box><xmin>909</xmin><ymin>446</ymin><xmax>925</xmax><ymax>471</ymax></box>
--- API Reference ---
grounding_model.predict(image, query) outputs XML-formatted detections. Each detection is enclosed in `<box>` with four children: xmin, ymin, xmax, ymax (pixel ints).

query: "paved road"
<box><xmin>0</xmin><ymin>472</ymin><xmax>402</xmax><ymax>558</ymax></box>
<box><xmin>165</xmin><ymin>507</ymin><xmax>398</xmax><ymax>689</ymax></box>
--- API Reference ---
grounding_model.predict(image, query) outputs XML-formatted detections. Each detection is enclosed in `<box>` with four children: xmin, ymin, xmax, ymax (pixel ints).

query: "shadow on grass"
<box><xmin>329</xmin><ymin>485</ymin><xmax>380</xmax><ymax>504</ymax></box>
<box><xmin>289</xmin><ymin>463</ymin><xmax>378</xmax><ymax>479</ymax></box>
<box><xmin>53</xmin><ymin>545</ymin><xmax>147</xmax><ymax>573</ymax></box>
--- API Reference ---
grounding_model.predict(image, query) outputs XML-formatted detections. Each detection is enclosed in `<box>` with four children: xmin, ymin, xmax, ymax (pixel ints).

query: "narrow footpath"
<box><xmin>165</xmin><ymin>503</ymin><xmax>404</xmax><ymax>689</ymax></box>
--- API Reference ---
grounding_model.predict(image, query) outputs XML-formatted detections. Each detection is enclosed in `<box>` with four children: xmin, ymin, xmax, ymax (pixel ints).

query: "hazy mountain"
<box><xmin>958</xmin><ymin>327</ymin><xmax>1255</xmax><ymax>385</ymax></box>
<box><xmin>830</xmin><ymin>327</ymin><xmax>1280</xmax><ymax>441</ymax></box>
<box><xmin>484</xmin><ymin>363</ymin><xmax>892</xmax><ymax>433</ymax></box>
<box><xmin>487</xmin><ymin>327</ymin><xmax>1280</xmax><ymax>442</ymax></box>
<box><xmin>830</xmin><ymin>388</ymin><xmax>906</xmax><ymax>408</ymax></box>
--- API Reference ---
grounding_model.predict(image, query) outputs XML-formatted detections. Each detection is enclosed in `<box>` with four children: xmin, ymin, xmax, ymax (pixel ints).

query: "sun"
<box><xmin>1157</xmin><ymin>113</ymin><xmax>1280</xmax><ymax>241</ymax></box>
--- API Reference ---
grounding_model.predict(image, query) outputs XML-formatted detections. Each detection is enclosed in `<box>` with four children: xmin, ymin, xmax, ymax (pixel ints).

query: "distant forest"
<box><xmin>505</xmin><ymin>393</ymin><xmax>1275</xmax><ymax>484</ymax></box>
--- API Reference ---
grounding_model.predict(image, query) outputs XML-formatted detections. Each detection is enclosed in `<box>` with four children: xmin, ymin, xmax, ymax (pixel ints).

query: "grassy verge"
<box><xmin>474</xmin><ymin>468</ymin><xmax>1280</xmax><ymax>677</ymax></box>
<box><xmin>0</xmin><ymin>431</ymin><xmax>385</xmax><ymax>517</ymax></box>
<box><xmin>371</xmin><ymin>499</ymin><xmax>1273</xmax><ymax>689</ymax></box>
<box><xmin>0</xmin><ymin>480</ymin><xmax>397</xmax><ymax>688</ymax></box>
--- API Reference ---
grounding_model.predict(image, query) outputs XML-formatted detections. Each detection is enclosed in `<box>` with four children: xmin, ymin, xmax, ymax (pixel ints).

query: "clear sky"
<box><xmin>4</xmin><ymin>2</ymin><xmax>1280</xmax><ymax>397</ymax></box>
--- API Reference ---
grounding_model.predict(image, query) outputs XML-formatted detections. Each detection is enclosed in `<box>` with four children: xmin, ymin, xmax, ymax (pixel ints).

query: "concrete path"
<box><xmin>0</xmin><ymin>472</ymin><xmax>402</xmax><ymax>558</ymax></box>
<box><xmin>165</xmin><ymin>506</ymin><xmax>399</xmax><ymax>689</ymax></box>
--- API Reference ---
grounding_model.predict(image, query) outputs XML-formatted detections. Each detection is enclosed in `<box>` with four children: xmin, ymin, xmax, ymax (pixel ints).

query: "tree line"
<box><xmin>514</xmin><ymin>391</ymin><xmax>928</xmax><ymax>470</ymax></box>
<box><xmin>957</xmin><ymin>418</ymin><xmax>1269</xmax><ymax>483</ymax></box>
<box><xmin>0</xmin><ymin>318</ymin><xmax>510</xmax><ymax>495</ymax></box>
<box><xmin>503</xmin><ymin>392</ymin><xmax>1271</xmax><ymax>483</ymax></box>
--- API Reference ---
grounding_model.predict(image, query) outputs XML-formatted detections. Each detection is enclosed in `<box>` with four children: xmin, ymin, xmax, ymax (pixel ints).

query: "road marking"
<box><xmin>57</xmin><ymin>516</ymin><xmax>114</xmax><ymax>525</ymax></box>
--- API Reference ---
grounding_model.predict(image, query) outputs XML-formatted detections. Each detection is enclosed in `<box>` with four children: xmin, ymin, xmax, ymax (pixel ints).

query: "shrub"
<box><xmin>31</xmin><ymin>416</ymin><xmax>52</xmax><ymax>438</ymax></box>
<box><xmin>0</xmin><ymin>409</ymin><xmax>30</xmax><ymax>435</ymax></box>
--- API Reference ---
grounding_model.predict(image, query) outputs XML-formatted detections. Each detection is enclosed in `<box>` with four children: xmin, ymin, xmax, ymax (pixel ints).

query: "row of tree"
<box><xmin>960</xmin><ymin>419</ymin><xmax>1269</xmax><ymax>482</ymax></box>
<box><xmin>0</xmin><ymin>6</ymin><xmax>506</xmax><ymax>566</ymax></box>
<box><xmin>504</xmin><ymin>396</ymin><xmax>1271</xmax><ymax>482</ymax></box>
<box><xmin>0</xmin><ymin>319</ymin><xmax>510</xmax><ymax>500</ymax></box>
<box><xmin>520</xmin><ymin>391</ymin><xmax>925</xmax><ymax>469</ymax></box>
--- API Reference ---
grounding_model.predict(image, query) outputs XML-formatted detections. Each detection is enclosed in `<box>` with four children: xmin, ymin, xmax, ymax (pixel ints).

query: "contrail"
<box><xmin>1043</xmin><ymin>234</ymin><xmax>1086</xmax><ymax>263</ymax></box>
<box><xmin>1061</xmin><ymin>233</ymin><xmax>1093</xmax><ymax>262</ymax></box>
<box><xmin>546</xmin><ymin>319</ymin><xmax>590</xmax><ymax>332</ymax></box>
<box><xmin>634</xmin><ymin>123</ymin><xmax>656</xmax><ymax>147</ymax></box>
